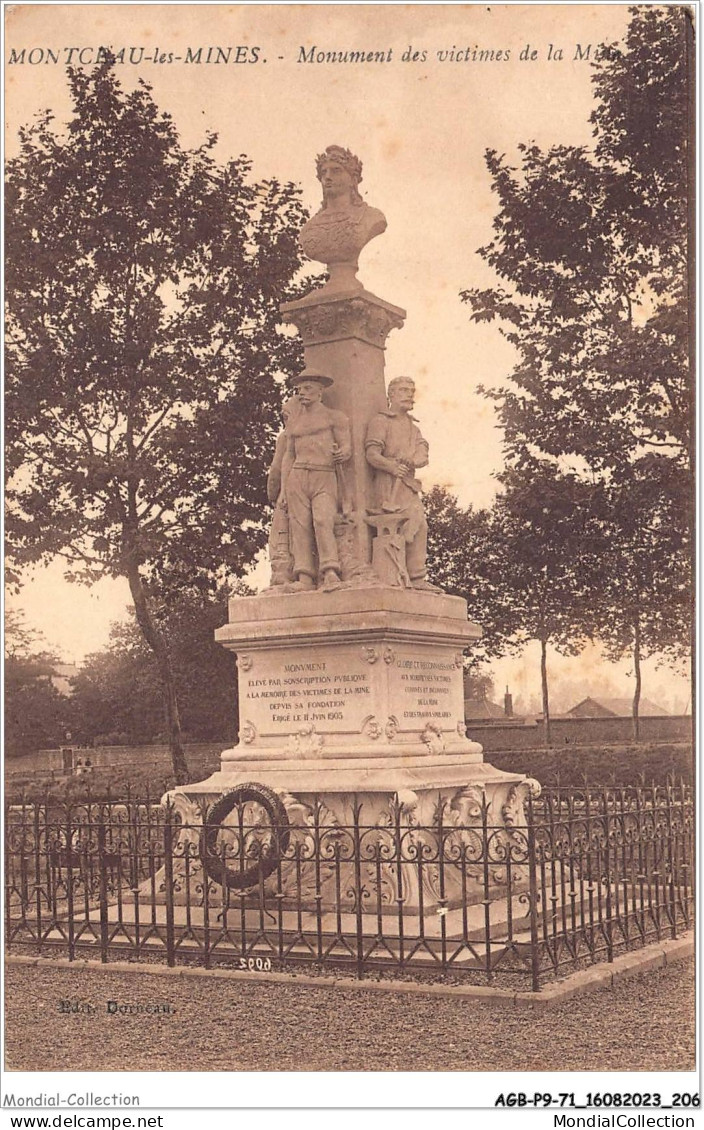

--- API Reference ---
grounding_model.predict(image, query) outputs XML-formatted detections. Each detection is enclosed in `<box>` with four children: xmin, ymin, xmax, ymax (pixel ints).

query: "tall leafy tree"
<box><xmin>68</xmin><ymin>622</ymin><xmax>164</xmax><ymax>747</ymax></box>
<box><xmin>462</xmin><ymin>7</ymin><xmax>691</xmax><ymax>477</ymax></box>
<box><xmin>425</xmin><ymin>486</ymin><xmax>516</xmax><ymax>669</ymax></box>
<box><xmin>460</xmin><ymin>7</ymin><xmax>692</xmax><ymax>731</ymax></box>
<box><xmin>426</xmin><ymin>473</ymin><xmax>606</xmax><ymax>744</ymax></box>
<box><xmin>70</xmin><ymin>589</ymin><xmax>242</xmax><ymax>747</ymax></box>
<box><xmin>6</xmin><ymin>64</ymin><xmax>310</xmax><ymax>781</ymax></box>
<box><xmin>463</xmin><ymin>671</ymin><xmax>496</xmax><ymax>703</ymax></box>
<box><xmin>596</xmin><ymin>465</ymin><xmax>691</xmax><ymax>740</ymax></box>
<box><xmin>5</xmin><ymin>611</ymin><xmax>71</xmax><ymax>756</ymax></box>
<box><xmin>487</xmin><ymin>463</ymin><xmax>606</xmax><ymax>745</ymax></box>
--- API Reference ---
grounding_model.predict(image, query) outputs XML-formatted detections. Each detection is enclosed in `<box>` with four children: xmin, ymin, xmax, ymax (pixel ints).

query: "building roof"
<box><xmin>464</xmin><ymin>697</ymin><xmax>505</xmax><ymax>720</ymax></box>
<box><xmin>566</xmin><ymin>696</ymin><xmax>669</xmax><ymax>718</ymax></box>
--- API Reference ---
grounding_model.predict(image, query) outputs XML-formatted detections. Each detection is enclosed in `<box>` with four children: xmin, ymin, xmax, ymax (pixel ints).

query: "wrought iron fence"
<box><xmin>4</xmin><ymin>784</ymin><xmax>693</xmax><ymax>990</ymax></box>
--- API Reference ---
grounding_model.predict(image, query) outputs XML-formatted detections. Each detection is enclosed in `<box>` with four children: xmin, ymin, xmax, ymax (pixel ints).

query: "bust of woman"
<box><xmin>299</xmin><ymin>145</ymin><xmax>387</xmax><ymax>293</ymax></box>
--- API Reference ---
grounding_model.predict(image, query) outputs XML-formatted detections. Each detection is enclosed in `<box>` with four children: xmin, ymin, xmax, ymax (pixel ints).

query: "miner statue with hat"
<box><xmin>279</xmin><ymin>369</ymin><xmax>352</xmax><ymax>592</ymax></box>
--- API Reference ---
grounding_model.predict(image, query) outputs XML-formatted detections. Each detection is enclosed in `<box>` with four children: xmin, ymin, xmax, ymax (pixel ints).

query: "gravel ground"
<box><xmin>4</xmin><ymin>958</ymin><xmax>694</xmax><ymax>1073</ymax></box>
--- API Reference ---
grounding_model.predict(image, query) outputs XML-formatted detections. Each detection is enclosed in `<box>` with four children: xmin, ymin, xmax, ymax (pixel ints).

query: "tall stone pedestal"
<box><xmin>167</xmin><ymin>588</ymin><xmax>537</xmax><ymax>922</ymax></box>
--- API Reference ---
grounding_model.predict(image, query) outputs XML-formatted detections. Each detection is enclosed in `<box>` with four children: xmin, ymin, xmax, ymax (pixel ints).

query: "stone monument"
<box><xmin>167</xmin><ymin>145</ymin><xmax>539</xmax><ymax>928</ymax></box>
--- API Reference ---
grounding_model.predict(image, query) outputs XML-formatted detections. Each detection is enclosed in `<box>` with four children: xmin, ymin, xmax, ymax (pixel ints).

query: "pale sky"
<box><xmin>4</xmin><ymin>4</ymin><xmax>691</xmax><ymax>712</ymax></box>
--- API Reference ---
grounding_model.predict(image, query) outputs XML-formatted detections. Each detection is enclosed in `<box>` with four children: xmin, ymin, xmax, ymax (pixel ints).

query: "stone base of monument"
<box><xmin>160</xmin><ymin>775</ymin><xmax>536</xmax><ymax>920</ymax></box>
<box><xmin>157</xmin><ymin>586</ymin><xmax>540</xmax><ymax>929</ymax></box>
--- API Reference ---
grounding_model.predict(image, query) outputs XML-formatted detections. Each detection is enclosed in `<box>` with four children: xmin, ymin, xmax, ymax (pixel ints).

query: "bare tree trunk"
<box><xmin>125</xmin><ymin>554</ymin><xmax>190</xmax><ymax>785</ymax></box>
<box><xmin>540</xmin><ymin>636</ymin><xmax>552</xmax><ymax>747</ymax></box>
<box><xmin>632</xmin><ymin>616</ymin><xmax>642</xmax><ymax>743</ymax></box>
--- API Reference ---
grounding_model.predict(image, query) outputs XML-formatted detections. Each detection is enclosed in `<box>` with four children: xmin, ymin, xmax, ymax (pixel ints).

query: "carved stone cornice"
<box><xmin>280</xmin><ymin>289</ymin><xmax>406</xmax><ymax>348</ymax></box>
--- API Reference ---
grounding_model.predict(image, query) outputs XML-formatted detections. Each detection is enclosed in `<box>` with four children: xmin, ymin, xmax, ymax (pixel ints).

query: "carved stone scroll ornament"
<box><xmin>385</xmin><ymin>715</ymin><xmax>400</xmax><ymax>741</ymax></box>
<box><xmin>502</xmin><ymin>785</ymin><xmax>523</xmax><ymax>833</ymax></box>
<box><xmin>239</xmin><ymin>720</ymin><xmax>257</xmax><ymax>745</ymax></box>
<box><xmin>394</xmin><ymin>789</ymin><xmax>419</xmax><ymax>818</ymax></box>
<box><xmin>238</xmin><ymin>653</ymin><xmax>253</xmax><ymax>672</ymax></box>
<box><xmin>360</xmin><ymin>789</ymin><xmax>422</xmax><ymax>909</ymax></box>
<box><xmin>155</xmin><ymin>792</ymin><xmax>209</xmax><ymax>900</ymax></box>
<box><xmin>437</xmin><ymin>785</ymin><xmax>487</xmax><ymax>889</ymax></box>
<box><xmin>274</xmin><ymin>790</ymin><xmax>340</xmax><ymax>831</ymax></box>
<box><xmin>267</xmin><ymin>791</ymin><xmax>344</xmax><ymax>903</ymax></box>
<box><xmin>290</xmin><ymin>724</ymin><xmax>325</xmax><ymax>759</ymax></box>
<box><xmin>283</xmin><ymin>297</ymin><xmax>404</xmax><ymax>348</ymax></box>
<box><xmin>502</xmin><ymin>778</ymin><xmax>543</xmax><ymax>833</ymax></box>
<box><xmin>166</xmin><ymin>793</ymin><xmax>207</xmax><ymax>851</ymax></box>
<box><xmin>361</xmin><ymin>715</ymin><xmax>383</xmax><ymax>740</ymax></box>
<box><xmin>420</xmin><ymin>720</ymin><xmax>446</xmax><ymax>755</ymax></box>
<box><xmin>449</xmin><ymin>785</ymin><xmax>485</xmax><ymax>826</ymax></box>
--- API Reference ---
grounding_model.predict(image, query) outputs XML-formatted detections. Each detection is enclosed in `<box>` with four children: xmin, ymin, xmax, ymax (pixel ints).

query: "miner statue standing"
<box><xmin>282</xmin><ymin>369</ymin><xmax>352</xmax><ymax>592</ymax></box>
<box><xmin>365</xmin><ymin>376</ymin><xmax>439</xmax><ymax>590</ymax></box>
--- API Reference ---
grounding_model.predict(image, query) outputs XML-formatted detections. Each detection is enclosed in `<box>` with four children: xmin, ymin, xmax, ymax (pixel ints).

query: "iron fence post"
<box><xmin>393</xmin><ymin>800</ymin><xmax>405</xmax><ymax>971</ymax></box>
<box><xmin>97</xmin><ymin>819</ymin><xmax>109</xmax><ymax>963</ymax></box>
<box><xmin>19</xmin><ymin>796</ymin><xmax>30</xmax><ymax>930</ymax></box>
<box><xmin>130</xmin><ymin>798</ymin><xmax>141</xmax><ymax>958</ymax></box>
<box><xmin>480</xmin><ymin>795</ymin><xmax>492</xmax><ymax>980</ymax></box>
<box><xmin>602</xmin><ymin>789</ymin><xmax>613</xmax><ymax>963</ymax></box>
<box><xmin>526</xmin><ymin>789</ymin><xmax>541</xmax><ymax>993</ymax></box>
<box><xmin>4</xmin><ymin>803</ymin><xmax>13</xmax><ymax>951</ymax></box>
<box><xmin>201</xmin><ymin>806</ymin><xmax>212</xmax><ymax>971</ymax></box>
<box><xmin>163</xmin><ymin>811</ymin><xmax>176</xmax><ymax>967</ymax></box>
<box><xmin>437</xmin><ymin>801</ymin><xmax>448</xmax><ymax>974</ymax></box>
<box><xmin>665</xmin><ymin>784</ymin><xmax>678</xmax><ymax>939</ymax></box>
<box><xmin>353</xmin><ymin>800</ymin><xmax>364</xmax><ymax>980</ymax></box>
<box><xmin>685</xmin><ymin>784</ymin><xmax>694</xmax><ymax>929</ymax></box>
<box><xmin>34</xmin><ymin>803</ymin><xmax>43</xmax><ymax>955</ymax></box>
<box><xmin>313</xmin><ymin>800</ymin><xmax>324</xmax><ymax>965</ymax></box>
<box><xmin>66</xmin><ymin>806</ymin><xmax>75</xmax><ymax>963</ymax></box>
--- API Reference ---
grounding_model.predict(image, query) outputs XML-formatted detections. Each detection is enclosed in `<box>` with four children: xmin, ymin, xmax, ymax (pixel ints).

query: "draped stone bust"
<box><xmin>299</xmin><ymin>145</ymin><xmax>387</xmax><ymax>293</ymax></box>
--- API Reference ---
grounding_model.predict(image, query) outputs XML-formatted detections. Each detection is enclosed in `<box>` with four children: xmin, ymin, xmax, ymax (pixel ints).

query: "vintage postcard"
<box><xmin>3</xmin><ymin>1</ymin><xmax>695</xmax><ymax>1116</ymax></box>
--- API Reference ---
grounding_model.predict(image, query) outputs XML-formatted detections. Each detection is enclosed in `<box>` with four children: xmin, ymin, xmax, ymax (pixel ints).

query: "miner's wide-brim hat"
<box><xmin>290</xmin><ymin>369</ymin><xmax>335</xmax><ymax>388</ymax></box>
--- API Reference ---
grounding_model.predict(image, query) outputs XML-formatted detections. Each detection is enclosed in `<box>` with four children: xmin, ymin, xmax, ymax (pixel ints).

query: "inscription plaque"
<box><xmin>241</xmin><ymin>649</ymin><xmax>374</xmax><ymax>737</ymax></box>
<box><xmin>388</xmin><ymin>651</ymin><xmax>462</xmax><ymax>730</ymax></box>
<box><xmin>238</xmin><ymin>641</ymin><xmax>467</xmax><ymax>747</ymax></box>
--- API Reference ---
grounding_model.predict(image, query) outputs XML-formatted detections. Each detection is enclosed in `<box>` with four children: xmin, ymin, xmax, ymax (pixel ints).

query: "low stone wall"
<box><xmin>487</xmin><ymin>742</ymin><xmax>693</xmax><ymax>788</ymax></box>
<box><xmin>7</xmin><ymin>721</ymin><xmax>693</xmax><ymax>788</ymax></box>
<box><xmin>6</xmin><ymin>743</ymin><xmax>224</xmax><ymax>778</ymax></box>
<box><xmin>466</xmin><ymin>715</ymin><xmax>692</xmax><ymax>752</ymax></box>
<box><xmin>7</xmin><ymin>746</ymin><xmax>132</xmax><ymax>773</ymax></box>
